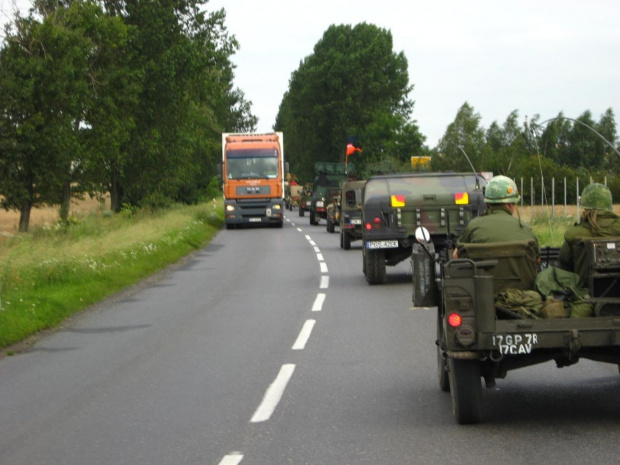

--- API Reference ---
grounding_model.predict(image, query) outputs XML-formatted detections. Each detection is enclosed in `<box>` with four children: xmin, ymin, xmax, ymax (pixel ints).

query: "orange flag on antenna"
<box><xmin>346</xmin><ymin>143</ymin><xmax>363</xmax><ymax>157</ymax></box>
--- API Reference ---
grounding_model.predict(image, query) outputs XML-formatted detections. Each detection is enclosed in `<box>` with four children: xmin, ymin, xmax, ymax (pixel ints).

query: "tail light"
<box><xmin>448</xmin><ymin>313</ymin><xmax>462</xmax><ymax>327</ymax></box>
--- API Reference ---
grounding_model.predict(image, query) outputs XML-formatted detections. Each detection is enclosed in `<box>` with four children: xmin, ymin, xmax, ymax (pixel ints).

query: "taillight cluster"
<box><xmin>365</xmin><ymin>216</ymin><xmax>382</xmax><ymax>230</ymax></box>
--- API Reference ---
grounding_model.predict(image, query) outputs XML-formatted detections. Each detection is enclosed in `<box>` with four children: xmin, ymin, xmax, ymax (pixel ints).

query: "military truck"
<box><xmin>414</xmin><ymin>232</ymin><xmax>620</xmax><ymax>424</ymax></box>
<box><xmin>362</xmin><ymin>172</ymin><xmax>486</xmax><ymax>284</ymax></box>
<box><xmin>325</xmin><ymin>195</ymin><xmax>340</xmax><ymax>233</ymax></box>
<box><xmin>298</xmin><ymin>183</ymin><xmax>313</xmax><ymax>217</ymax></box>
<box><xmin>308</xmin><ymin>162</ymin><xmax>354</xmax><ymax>226</ymax></box>
<box><xmin>339</xmin><ymin>180</ymin><xmax>366</xmax><ymax>250</ymax></box>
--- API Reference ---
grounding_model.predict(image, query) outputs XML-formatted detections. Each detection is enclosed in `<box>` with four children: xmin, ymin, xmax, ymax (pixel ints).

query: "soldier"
<box><xmin>559</xmin><ymin>183</ymin><xmax>620</xmax><ymax>285</ymax></box>
<box><xmin>454</xmin><ymin>175</ymin><xmax>540</xmax><ymax>259</ymax></box>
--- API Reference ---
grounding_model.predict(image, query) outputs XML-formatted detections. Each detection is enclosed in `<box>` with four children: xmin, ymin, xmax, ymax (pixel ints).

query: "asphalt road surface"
<box><xmin>1</xmin><ymin>214</ymin><xmax>618</xmax><ymax>464</ymax></box>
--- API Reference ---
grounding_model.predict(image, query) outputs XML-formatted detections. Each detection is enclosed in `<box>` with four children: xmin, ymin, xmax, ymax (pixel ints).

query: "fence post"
<box><xmin>552</xmin><ymin>177</ymin><xmax>555</xmax><ymax>218</ymax></box>
<box><xmin>576</xmin><ymin>177</ymin><xmax>580</xmax><ymax>219</ymax></box>
<box><xmin>530</xmin><ymin>177</ymin><xmax>534</xmax><ymax>220</ymax></box>
<box><xmin>564</xmin><ymin>177</ymin><xmax>567</xmax><ymax>217</ymax></box>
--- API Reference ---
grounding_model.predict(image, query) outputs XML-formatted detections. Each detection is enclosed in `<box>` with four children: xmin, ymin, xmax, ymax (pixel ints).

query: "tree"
<box><xmin>435</xmin><ymin>102</ymin><xmax>486</xmax><ymax>172</ymax></box>
<box><xmin>0</xmin><ymin>4</ymin><xmax>94</xmax><ymax>231</ymax></box>
<box><xmin>275</xmin><ymin>23</ymin><xmax>424</xmax><ymax>180</ymax></box>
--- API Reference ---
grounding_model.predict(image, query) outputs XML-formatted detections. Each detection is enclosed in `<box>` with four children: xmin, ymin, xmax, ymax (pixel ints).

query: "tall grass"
<box><xmin>0</xmin><ymin>201</ymin><xmax>223</xmax><ymax>351</ymax></box>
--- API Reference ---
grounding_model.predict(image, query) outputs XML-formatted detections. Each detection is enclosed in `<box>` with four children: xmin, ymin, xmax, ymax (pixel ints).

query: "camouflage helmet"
<box><xmin>484</xmin><ymin>175</ymin><xmax>520</xmax><ymax>204</ymax></box>
<box><xmin>581</xmin><ymin>183</ymin><xmax>613</xmax><ymax>211</ymax></box>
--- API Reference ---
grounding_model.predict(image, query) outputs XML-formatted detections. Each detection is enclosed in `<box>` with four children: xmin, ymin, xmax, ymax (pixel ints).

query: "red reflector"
<box><xmin>454</xmin><ymin>192</ymin><xmax>469</xmax><ymax>205</ymax></box>
<box><xmin>448</xmin><ymin>313</ymin><xmax>462</xmax><ymax>327</ymax></box>
<box><xmin>391</xmin><ymin>194</ymin><xmax>405</xmax><ymax>207</ymax></box>
<box><xmin>365</xmin><ymin>223</ymin><xmax>372</xmax><ymax>230</ymax></box>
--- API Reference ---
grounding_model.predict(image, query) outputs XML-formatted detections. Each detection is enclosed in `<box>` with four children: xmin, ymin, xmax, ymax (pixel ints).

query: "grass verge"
<box><xmin>0</xmin><ymin>201</ymin><xmax>223</xmax><ymax>352</ymax></box>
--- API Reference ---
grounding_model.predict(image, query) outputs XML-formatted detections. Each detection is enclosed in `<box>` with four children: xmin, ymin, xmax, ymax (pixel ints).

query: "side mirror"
<box><xmin>415</xmin><ymin>226</ymin><xmax>431</xmax><ymax>244</ymax></box>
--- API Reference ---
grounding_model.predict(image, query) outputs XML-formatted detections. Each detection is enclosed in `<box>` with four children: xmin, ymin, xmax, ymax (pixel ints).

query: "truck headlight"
<box><xmin>273</xmin><ymin>204</ymin><xmax>281</xmax><ymax>210</ymax></box>
<box><xmin>226</xmin><ymin>205</ymin><xmax>235</xmax><ymax>212</ymax></box>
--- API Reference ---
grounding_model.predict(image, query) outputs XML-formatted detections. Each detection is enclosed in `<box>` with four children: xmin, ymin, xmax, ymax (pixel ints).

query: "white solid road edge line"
<box><xmin>250</xmin><ymin>364</ymin><xmax>296</xmax><ymax>423</ymax></box>
<box><xmin>218</xmin><ymin>453</ymin><xmax>244</xmax><ymax>465</ymax></box>
<box><xmin>292</xmin><ymin>319</ymin><xmax>316</xmax><ymax>350</ymax></box>
<box><xmin>312</xmin><ymin>293</ymin><xmax>326</xmax><ymax>312</ymax></box>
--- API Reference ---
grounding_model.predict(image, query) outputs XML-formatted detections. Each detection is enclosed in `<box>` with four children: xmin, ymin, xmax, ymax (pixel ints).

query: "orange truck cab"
<box><xmin>221</xmin><ymin>132</ymin><xmax>286</xmax><ymax>229</ymax></box>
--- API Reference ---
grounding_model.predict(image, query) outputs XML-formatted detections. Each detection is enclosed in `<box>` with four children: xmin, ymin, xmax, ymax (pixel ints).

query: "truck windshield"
<box><xmin>226</xmin><ymin>149</ymin><xmax>279</xmax><ymax>180</ymax></box>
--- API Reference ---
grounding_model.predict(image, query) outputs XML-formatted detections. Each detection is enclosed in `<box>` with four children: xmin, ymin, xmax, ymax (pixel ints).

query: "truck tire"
<box><xmin>437</xmin><ymin>313</ymin><xmax>450</xmax><ymax>392</ymax></box>
<box><xmin>362</xmin><ymin>246</ymin><xmax>367</xmax><ymax>275</ymax></box>
<box><xmin>327</xmin><ymin>220</ymin><xmax>334</xmax><ymax>233</ymax></box>
<box><xmin>365</xmin><ymin>248</ymin><xmax>386</xmax><ymax>285</ymax></box>
<box><xmin>310</xmin><ymin>211</ymin><xmax>318</xmax><ymax>225</ymax></box>
<box><xmin>299</xmin><ymin>208</ymin><xmax>304</xmax><ymax>217</ymax></box>
<box><xmin>438</xmin><ymin>346</ymin><xmax>450</xmax><ymax>392</ymax></box>
<box><xmin>448</xmin><ymin>357</ymin><xmax>483</xmax><ymax>424</ymax></box>
<box><xmin>340</xmin><ymin>230</ymin><xmax>344</xmax><ymax>249</ymax></box>
<box><xmin>343</xmin><ymin>231</ymin><xmax>351</xmax><ymax>250</ymax></box>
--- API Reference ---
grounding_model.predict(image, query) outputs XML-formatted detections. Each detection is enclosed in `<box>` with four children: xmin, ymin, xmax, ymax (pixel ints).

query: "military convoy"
<box><xmin>284</xmin><ymin>165</ymin><xmax>620</xmax><ymax>426</ymax></box>
<box><xmin>307</xmin><ymin>162</ymin><xmax>353</xmax><ymax>226</ymax></box>
<box><xmin>361</xmin><ymin>172</ymin><xmax>487</xmax><ymax>284</ymax></box>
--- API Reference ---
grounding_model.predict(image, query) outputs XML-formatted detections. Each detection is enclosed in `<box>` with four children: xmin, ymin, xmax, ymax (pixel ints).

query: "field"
<box><xmin>0</xmin><ymin>196</ymin><xmax>110</xmax><ymax>241</ymax></box>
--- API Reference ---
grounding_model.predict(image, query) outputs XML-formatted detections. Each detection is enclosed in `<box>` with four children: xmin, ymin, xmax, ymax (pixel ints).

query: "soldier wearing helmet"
<box><xmin>559</xmin><ymin>183</ymin><xmax>620</xmax><ymax>284</ymax></box>
<box><xmin>454</xmin><ymin>175</ymin><xmax>540</xmax><ymax>259</ymax></box>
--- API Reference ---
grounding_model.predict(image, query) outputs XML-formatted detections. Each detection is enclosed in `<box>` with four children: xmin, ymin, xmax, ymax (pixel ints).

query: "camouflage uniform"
<box><xmin>559</xmin><ymin>183</ymin><xmax>620</xmax><ymax>284</ymax></box>
<box><xmin>457</xmin><ymin>175</ymin><xmax>541</xmax><ymax>256</ymax></box>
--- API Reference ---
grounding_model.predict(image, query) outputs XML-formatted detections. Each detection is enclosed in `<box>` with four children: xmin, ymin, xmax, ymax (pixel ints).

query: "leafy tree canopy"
<box><xmin>275</xmin><ymin>23</ymin><xmax>425</xmax><ymax>181</ymax></box>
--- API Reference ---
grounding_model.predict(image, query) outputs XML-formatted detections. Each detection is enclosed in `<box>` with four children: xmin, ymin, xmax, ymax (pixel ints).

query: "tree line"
<box><xmin>275</xmin><ymin>23</ymin><xmax>618</xmax><ymax>203</ymax></box>
<box><xmin>2</xmin><ymin>10</ymin><xmax>618</xmax><ymax>232</ymax></box>
<box><xmin>434</xmin><ymin>103</ymin><xmax>619</xmax><ymax>205</ymax></box>
<box><xmin>0</xmin><ymin>0</ymin><xmax>256</xmax><ymax>231</ymax></box>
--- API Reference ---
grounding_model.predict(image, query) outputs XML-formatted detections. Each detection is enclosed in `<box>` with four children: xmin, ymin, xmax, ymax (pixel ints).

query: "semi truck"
<box><xmin>220</xmin><ymin>132</ymin><xmax>286</xmax><ymax>229</ymax></box>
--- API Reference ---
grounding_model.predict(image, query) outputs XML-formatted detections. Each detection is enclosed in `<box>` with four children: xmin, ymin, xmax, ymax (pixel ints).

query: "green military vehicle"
<box><xmin>413</xmin><ymin>230</ymin><xmax>620</xmax><ymax>424</ymax></box>
<box><xmin>308</xmin><ymin>162</ymin><xmax>354</xmax><ymax>226</ymax></box>
<box><xmin>339</xmin><ymin>180</ymin><xmax>366</xmax><ymax>250</ymax></box>
<box><xmin>325</xmin><ymin>195</ymin><xmax>340</xmax><ymax>233</ymax></box>
<box><xmin>361</xmin><ymin>172</ymin><xmax>487</xmax><ymax>284</ymax></box>
<box><xmin>298</xmin><ymin>183</ymin><xmax>313</xmax><ymax>217</ymax></box>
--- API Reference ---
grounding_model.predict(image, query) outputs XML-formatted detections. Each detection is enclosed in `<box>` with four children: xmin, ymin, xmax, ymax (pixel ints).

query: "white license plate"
<box><xmin>249</xmin><ymin>218</ymin><xmax>262</xmax><ymax>222</ymax></box>
<box><xmin>351</xmin><ymin>218</ymin><xmax>361</xmax><ymax>225</ymax></box>
<box><xmin>367</xmin><ymin>240</ymin><xmax>398</xmax><ymax>249</ymax></box>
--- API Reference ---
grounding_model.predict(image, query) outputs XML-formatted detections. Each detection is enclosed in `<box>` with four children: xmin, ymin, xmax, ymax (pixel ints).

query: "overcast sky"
<box><xmin>208</xmin><ymin>0</ymin><xmax>620</xmax><ymax>147</ymax></box>
<box><xmin>2</xmin><ymin>1</ymin><xmax>619</xmax><ymax>147</ymax></box>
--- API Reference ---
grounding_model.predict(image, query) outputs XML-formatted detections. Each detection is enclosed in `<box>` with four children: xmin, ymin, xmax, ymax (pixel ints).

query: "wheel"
<box><xmin>362</xmin><ymin>246</ymin><xmax>367</xmax><ymax>275</ymax></box>
<box><xmin>364</xmin><ymin>248</ymin><xmax>386</xmax><ymax>285</ymax></box>
<box><xmin>310</xmin><ymin>211</ymin><xmax>318</xmax><ymax>225</ymax></box>
<box><xmin>448</xmin><ymin>357</ymin><xmax>483</xmax><ymax>424</ymax></box>
<box><xmin>299</xmin><ymin>208</ymin><xmax>304</xmax><ymax>217</ymax></box>
<box><xmin>437</xmin><ymin>312</ymin><xmax>450</xmax><ymax>392</ymax></box>
<box><xmin>438</xmin><ymin>346</ymin><xmax>450</xmax><ymax>392</ymax></box>
<box><xmin>340</xmin><ymin>230</ymin><xmax>344</xmax><ymax>249</ymax></box>
<box><xmin>327</xmin><ymin>220</ymin><xmax>334</xmax><ymax>233</ymax></box>
<box><xmin>343</xmin><ymin>231</ymin><xmax>351</xmax><ymax>250</ymax></box>
<box><xmin>225</xmin><ymin>223</ymin><xmax>234</xmax><ymax>230</ymax></box>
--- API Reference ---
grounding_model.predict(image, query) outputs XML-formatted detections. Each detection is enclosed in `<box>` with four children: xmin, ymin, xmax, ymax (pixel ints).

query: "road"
<box><xmin>1</xmin><ymin>214</ymin><xmax>618</xmax><ymax>465</ymax></box>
